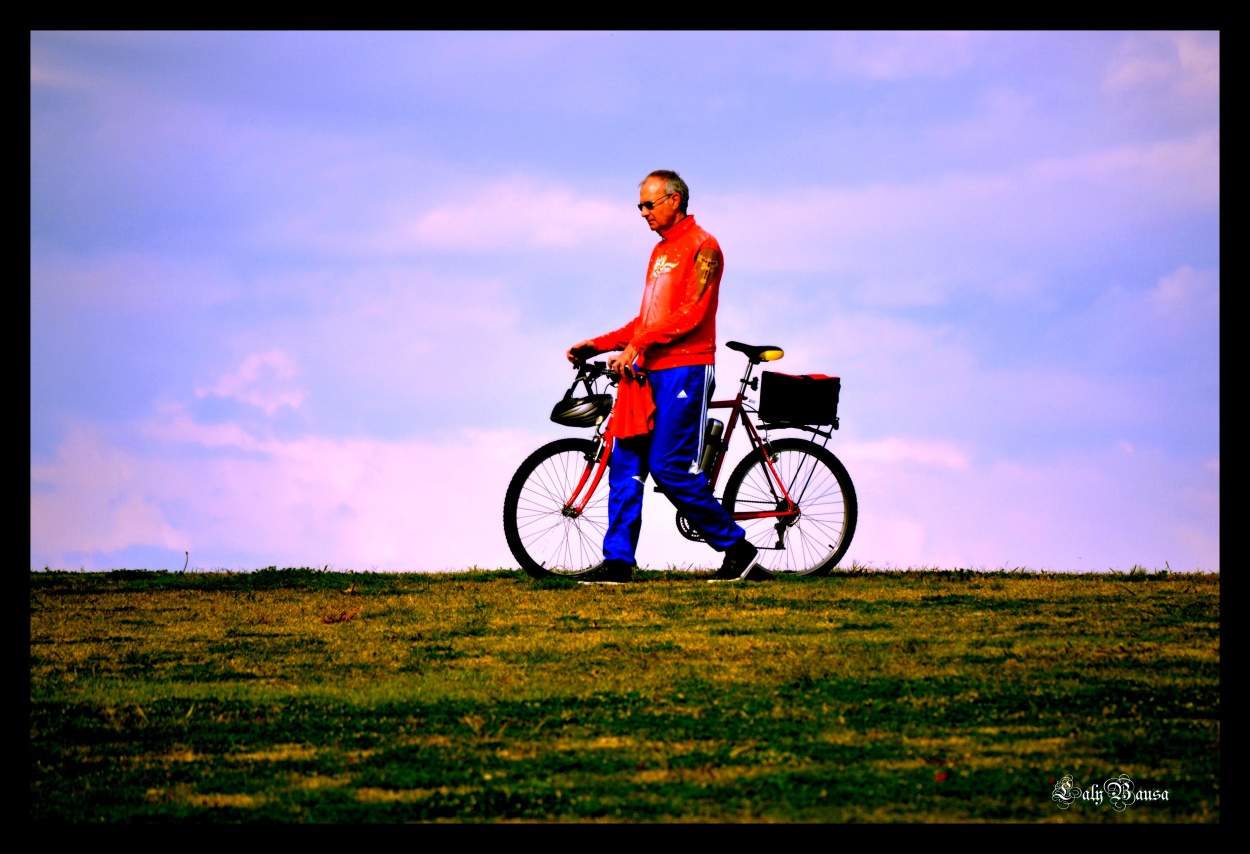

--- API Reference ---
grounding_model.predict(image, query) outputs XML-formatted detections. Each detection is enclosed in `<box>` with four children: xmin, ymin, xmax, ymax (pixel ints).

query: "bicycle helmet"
<box><xmin>550</xmin><ymin>393</ymin><xmax>613</xmax><ymax>428</ymax></box>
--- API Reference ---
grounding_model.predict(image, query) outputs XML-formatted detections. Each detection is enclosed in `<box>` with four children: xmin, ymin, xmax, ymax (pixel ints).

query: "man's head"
<box><xmin>638</xmin><ymin>170</ymin><xmax>689</xmax><ymax>233</ymax></box>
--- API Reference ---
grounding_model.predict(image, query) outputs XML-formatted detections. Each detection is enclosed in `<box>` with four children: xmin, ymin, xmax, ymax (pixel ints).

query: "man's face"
<box><xmin>639</xmin><ymin>177</ymin><xmax>683</xmax><ymax>233</ymax></box>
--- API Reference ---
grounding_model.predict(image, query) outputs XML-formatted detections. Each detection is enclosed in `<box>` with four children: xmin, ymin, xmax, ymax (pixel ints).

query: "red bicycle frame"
<box><xmin>560</xmin><ymin>363</ymin><xmax>799</xmax><ymax>523</ymax></box>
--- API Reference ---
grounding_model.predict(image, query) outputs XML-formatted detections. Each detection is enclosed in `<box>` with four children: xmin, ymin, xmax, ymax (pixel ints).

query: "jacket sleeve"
<box><xmin>591</xmin><ymin>317</ymin><xmax>638</xmax><ymax>353</ymax></box>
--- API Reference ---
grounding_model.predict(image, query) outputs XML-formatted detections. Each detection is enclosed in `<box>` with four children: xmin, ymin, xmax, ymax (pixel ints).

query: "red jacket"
<box><xmin>592</xmin><ymin>215</ymin><xmax>724</xmax><ymax>371</ymax></box>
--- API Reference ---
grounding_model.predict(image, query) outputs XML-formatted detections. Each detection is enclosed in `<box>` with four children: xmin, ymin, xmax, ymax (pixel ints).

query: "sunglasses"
<box><xmin>637</xmin><ymin>193</ymin><xmax>674</xmax><ymax>212</ymax></box>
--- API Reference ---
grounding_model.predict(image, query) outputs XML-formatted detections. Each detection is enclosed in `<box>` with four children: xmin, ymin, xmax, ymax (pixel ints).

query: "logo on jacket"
<box><xmin>651</xmin><ymin>255</ymin><xmax>678</xmax><ymax>278</ymax></box>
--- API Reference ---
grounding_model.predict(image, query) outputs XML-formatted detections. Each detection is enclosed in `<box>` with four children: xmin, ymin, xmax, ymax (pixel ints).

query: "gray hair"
<box><xmin>642</xmin><ymin>170</ymin><xmax>690</xmax><ymax>213</ymax></box>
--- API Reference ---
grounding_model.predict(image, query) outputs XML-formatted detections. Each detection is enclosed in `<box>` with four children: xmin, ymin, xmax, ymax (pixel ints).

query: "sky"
<box><xmin>30</xmin><ymin>31</ymin><xmax>1219</xmax><ymax>573</ymax></box>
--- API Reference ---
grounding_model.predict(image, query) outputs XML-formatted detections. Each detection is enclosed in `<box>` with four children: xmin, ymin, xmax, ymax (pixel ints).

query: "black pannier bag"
<box><xmin>757</xmin><ymin>371</ymin><xmax>840</xmax><ymax>428</ymax></box>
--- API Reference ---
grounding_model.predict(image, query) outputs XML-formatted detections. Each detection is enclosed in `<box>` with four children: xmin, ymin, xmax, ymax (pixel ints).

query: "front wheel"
<box><xmin>503</xmin><ymin>438</ymin><xmax>609</xmax><ymax>579</ymax></box>
<box><xmin>722</xmin><ymin>438</ymin><xmax>857</xmax><ymax>576</ymax></box>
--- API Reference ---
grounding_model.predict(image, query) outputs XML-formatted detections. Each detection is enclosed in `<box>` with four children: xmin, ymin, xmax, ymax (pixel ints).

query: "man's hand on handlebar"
<box><xmin>608</xmin><ymin>343</ymin><xmax>640</xmax><ymax>378</ymax></box>
<box><xmin>567</xmin><ymin>340</ymin><xmax>601</xmax><ymax>364</ymax></box>
<box><xmin>567</xmin><ymin>340</ymin><xmax>641</xmax><ymax>379</ymax></box>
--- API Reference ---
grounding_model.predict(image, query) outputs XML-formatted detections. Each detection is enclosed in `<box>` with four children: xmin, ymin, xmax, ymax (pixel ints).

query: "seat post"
<box><xmin>739</xmin><ymin>358</ymin><xmax>757</xmax><ymax>397</ymax></box>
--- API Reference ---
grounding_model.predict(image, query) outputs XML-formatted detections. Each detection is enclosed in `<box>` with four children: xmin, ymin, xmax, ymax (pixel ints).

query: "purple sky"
<box><xmin>31</xmin><ymin>32</ymin><xmax>1219</xmax><ymax>572</ymax></box>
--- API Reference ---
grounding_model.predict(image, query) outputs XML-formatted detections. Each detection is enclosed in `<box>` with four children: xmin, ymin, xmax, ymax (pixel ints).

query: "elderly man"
<box><xmin>567</xmin><ymin>170</ymin><xmax>763</xmax><ymax>583</ymax></box>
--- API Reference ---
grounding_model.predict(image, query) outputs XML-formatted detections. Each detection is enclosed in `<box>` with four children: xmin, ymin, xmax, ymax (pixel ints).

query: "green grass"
<box><xmin>30</xmin><ymin>567</ymin><xmax>1219</xmax><ymax>822</ymax></box>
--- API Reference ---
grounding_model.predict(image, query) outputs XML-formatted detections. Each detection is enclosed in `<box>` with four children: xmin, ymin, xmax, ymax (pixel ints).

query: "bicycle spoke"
<box><xmin>504</xmin><ymin>439</ymin><xmax>610</xmax><ymax>576</ymax></box>
<box><xmin>722</xmin><ymin>440</ymin><xmax>857</xmax><ymax>575</ymax></box>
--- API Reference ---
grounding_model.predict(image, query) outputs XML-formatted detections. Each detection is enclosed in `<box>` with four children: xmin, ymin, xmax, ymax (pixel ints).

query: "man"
<box><xmin>567</xmin><ymin>170</ymin><xmax>763</xmax><ymax>583</ymax></box>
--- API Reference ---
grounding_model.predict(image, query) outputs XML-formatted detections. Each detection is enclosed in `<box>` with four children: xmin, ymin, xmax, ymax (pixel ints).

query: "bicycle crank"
<box><xmin>675</xmin><ymin>511</ymin><xmax>706</xmax><ymax>542</ymax></box>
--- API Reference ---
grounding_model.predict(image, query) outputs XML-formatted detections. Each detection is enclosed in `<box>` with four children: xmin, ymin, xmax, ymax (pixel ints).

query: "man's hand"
<box><xmin>567</xmin><ymin>340</ymin><xmax>600</xmax><ymax>364</ymax></box>
<box><xmin>608</xmin><ymin>343</ymin><xmax>640</xmax><ymax>378</ymax></box>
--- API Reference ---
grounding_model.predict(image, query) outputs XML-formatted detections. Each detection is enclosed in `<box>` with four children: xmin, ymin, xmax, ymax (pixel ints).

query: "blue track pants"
<box><xmin>603</xmin><ymin>364</ymin><xmax>746</xmax><ymax>564</ymax></box>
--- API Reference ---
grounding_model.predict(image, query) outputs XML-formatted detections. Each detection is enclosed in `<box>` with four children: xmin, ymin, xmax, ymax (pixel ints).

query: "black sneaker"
<box><xmin>709</xmin><ymin>539</ymin><xmax>766</xmax><ymax>582</ymax></box>
<box><xmin>578</xmin><ymin>559</ymin><xmax>634</xmax><ymax>584</ymax></box>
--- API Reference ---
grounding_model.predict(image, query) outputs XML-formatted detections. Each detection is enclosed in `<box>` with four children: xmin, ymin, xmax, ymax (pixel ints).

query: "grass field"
<box><xmin>30</xmin><ymin>567</ymin><xmax>1219</xmax><ymax>822</ymax></box>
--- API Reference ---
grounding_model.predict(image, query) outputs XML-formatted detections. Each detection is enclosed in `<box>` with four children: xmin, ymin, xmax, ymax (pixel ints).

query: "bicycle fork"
<box><xmin>561</xmin><ymin>431</ymin><xmax>612</xmax><ymax>518</ymax></box>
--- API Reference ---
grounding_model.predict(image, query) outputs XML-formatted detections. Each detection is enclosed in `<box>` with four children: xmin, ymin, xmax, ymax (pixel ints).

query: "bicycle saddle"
<box><xmin>726</xmin><ymin>341</ymin><xmax>785</xmax><ymax>363</ymax></box>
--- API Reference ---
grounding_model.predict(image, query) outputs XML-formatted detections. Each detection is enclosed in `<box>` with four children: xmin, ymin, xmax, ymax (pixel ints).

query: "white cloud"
<box><xmin>195</xmin><ymin>349</ymin><xmax>305</xmax><ymax>415</ymax></box>
<box><xmin>838</xmin><ymin>437</ymin><xmax>971</xmax><ymax>470</ymax></box>
<box><xmin>28</xmin><ymin>31</ymin><xmax>1220</xmax><ymax>578</ymax></box>
<box><xmin>840</xmin><ymin>444</ymin><xmax>1219</xmax><ymax>571</ymax></box>
<box><xmin>1057</xmin><ymin>265</ymin><xmax>1220</xmax><ymax>372</ymax></box>
<box><xmin>30</xmin><ymin>59</ymin><xmax>87</xmax><ymax>89</ymax></box>
<box><xmin>145</xmin><ymin>403</ymin><xmax>263</xmax><ymax>450</ymax></box>
<box><xmin>32</xmin><ymin>397</ymin><xmax>1219</xmax><ymax>573</ymax></box>
<box><xmin>408</xmin><ymin>177</ymin><xmax>637</xmax><ymax>252</ymax></box>
<box><xmin>705</xmin><ymin>131</ymin><xmax>1218</xmax><ymax>286</ymax></box>
<box><xmin>31</xmin><ymin>418</ymin><xmax>552</xmax><ymax>572</ymax></box>
<box><xmin>227</xmin><ymin>266</ymin><xmax>570</xmax><ymax>423</ymax></box>
<box><xmin>31</xmin><ymin>426</ymin><xmax>187</xmax><ymax>558</ymax></box>
<box><xmin>1149</xmin><ymin>265</ymin><xmax>1220</xmax><ymax>327</ymax></box>
<box><xmin>1104</xmin><ymin>32</ymin><xmax>1220</xmax><ymax>100</ymax></box>
<box><xmin>250</xmin><ymin>165</ymin><xmax>652</xmax><ymax>262</ymax></box>
<box><xmin>823</xmin><ymin>31</ymin><xmax>980</xmax><ymax>80</ymax></box>
<box><xmin>1027</xmin><ymin>131</ymin><xmax>1219</xmax><ymax>209</ymax></box>
<box><xmin>720</xmin><ymin>275</ymin><xmax>1213</xmax><ymax>461</ymax></box>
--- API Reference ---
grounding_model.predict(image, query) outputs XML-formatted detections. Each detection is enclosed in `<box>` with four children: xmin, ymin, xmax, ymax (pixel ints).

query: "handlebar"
<box><xmin>570</xmin><ymin>359</ymin><xmax>647</xmax><ymax>385</ymax></box>
<box><xmin>566</xmin><ymin>360</ymin><xmax>619</xmax><ymax>400</ymax></box>
<box><xmin>571</xmin><ymin>359</ymin><xmax>613</xmax><ymax>377</ymax></box>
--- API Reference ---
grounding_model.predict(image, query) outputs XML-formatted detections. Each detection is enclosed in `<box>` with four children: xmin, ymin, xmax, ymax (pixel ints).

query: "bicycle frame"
<box><xmin>560</xmin><ymin>358</ymin><xmax>799</xmax><ymax>523</ymax></box>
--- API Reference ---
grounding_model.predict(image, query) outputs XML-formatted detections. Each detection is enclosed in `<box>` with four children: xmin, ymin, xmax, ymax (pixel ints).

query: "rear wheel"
<box><xmin>503</xmin><ymin>438</ymin><xmax>609</xmax><ymax>579</ymax></box>
<box><xmin>722</xmin><ymin>438</ymin><xmax>857</xmax><ymax>576</ymax></box>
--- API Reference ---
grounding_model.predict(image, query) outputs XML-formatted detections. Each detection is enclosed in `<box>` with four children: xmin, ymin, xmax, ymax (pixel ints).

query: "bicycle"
<box><xmin>502</xmin><ymin>341</ymin><xmax>857</xmax><ymax>579</ymax></box>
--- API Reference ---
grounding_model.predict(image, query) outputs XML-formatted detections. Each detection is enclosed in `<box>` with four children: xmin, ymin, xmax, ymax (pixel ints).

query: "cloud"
<box><xmin>822</xmin><ymin>31</ymin><xmax>980</xmax><ymax>80</ymax></box>
<box><xmin>245</xmin><ymin>164</ymin><xmax>651</xmax><ymax>263</ymax></box>
<box><xmin>1104</xmin><ymin>32</ymin><xmax>1220</xmax><ymax>100</ymax></box>
<box><xmin>840</xmin><ymin>443</ymin><xmax>1219</xmax><ymax>571</ymax></box>
<box><xmin>194</xmin><ymin>349</ymin><xmax>305</xmax><ymax>416</ymax></box>
<box><xmin>838</xmin><ymin>437</ymin><xmax>971</xmax><ymax>470</ymax></box>
<box><xmin>719</xmin><ymin>272</ymin><xmax>1214</xmax><ymax>462</ymax></box>
<box><xmin>144</xmin><ymin>403</ymin><xmax>262</xmax><ymax>450</ymax></box>
<box><xmin>30</xmin><ymin>57</ymin><xmax>88</xmax><ymax>90</ymax></box>
<box><xmin>208</xmin><ymin>265</ymin><xmax>574</xmax><ymax>433</ymax></box>
<box><xmin>1027</xmin><ymin>131</ymin><xmax>1218</xmax><ymax>210</ymax></box>
<box><xmin>700</xmin><ymin>128</ymin><xmax>1217</xmax><ymax>289</ymax></box>
<box><xmin>32</xmin><ymin>417</ymin><xmax>551</xmax><ymax>572</ymax></box>
<box><xmin>29</xmin><ymin>32</ymin><xmax>1219</xmax><ymax>577</ymax></box>
<box><xmin>1149</xmin><ymin>265</ymin><xmax>1220</xmax><ymax>328</ymax></box>
<box><xmin>1054</xmin><ymin>264</ymin><xmax>1219</xmax><ymax>376</ymax></box>
<box><xmin>32</xmin><ymin>344</ymin><xmax>1218</xmax><ymax>573</ymax></box>
<box><xmin>407</xmin><ymin>177</ymin><xmax>636</xmax><ymax>252</ymax></box>
<box><xmin>31</xmin><ymin>425</ymin><xmax>187</xmax><ymax>557</ymax></box>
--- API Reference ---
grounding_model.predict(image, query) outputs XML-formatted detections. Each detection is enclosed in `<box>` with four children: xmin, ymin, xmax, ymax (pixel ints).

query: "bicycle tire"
<box><xmin>722</xmin><ymin>437</ymin><xmax>857</xmax><ymax>576</ymax></box>
<box><xmin>503</xmin><ymin>437</ymin><xmax>609</xmax><ymax>579</ymax></box>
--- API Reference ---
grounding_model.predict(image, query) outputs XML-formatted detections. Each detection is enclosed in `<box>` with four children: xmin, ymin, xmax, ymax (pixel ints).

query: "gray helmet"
<box><xmin>550</xmin><ymin>393</ymin><xmax>613</xmax><ymax>428</ymax></box>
